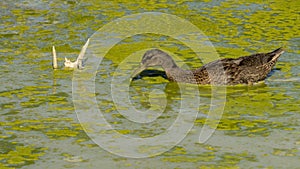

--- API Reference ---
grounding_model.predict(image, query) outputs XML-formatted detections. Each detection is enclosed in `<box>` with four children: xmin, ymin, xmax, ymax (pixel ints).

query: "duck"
<box><xmin>131</xmin><ymin>48</ymin><xmax>285</xmax><ymax>85</ymax></box>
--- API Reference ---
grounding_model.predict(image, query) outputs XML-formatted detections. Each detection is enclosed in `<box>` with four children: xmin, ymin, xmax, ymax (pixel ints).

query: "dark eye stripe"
<box><xmin>147</xmin><ymin>55</ymin><xmax>154</xmax><ymax>59</ymax></box>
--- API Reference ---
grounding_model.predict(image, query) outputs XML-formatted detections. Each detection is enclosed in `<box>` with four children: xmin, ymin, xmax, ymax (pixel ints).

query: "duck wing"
<box><xmin>226</xmin><ymin>47</ymin><xmax>284</xmax><ymax>84</ymax></box>
<box><xmin>192</xmin><ymin>47</ymin><xmax>284</xmax><ymax>85</ymax></box>
<box><xmin>237</xmin><ymin>47</ymin><xmax>284</xmax><ymax>67</ymax></box>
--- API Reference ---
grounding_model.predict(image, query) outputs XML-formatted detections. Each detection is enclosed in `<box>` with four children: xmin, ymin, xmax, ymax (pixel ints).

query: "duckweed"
<box><xmin>0</xmin><ymin>0</ymin><xmax>299</xmax><ymax>168</ymax></box>
<box><xmin>0</xmin><ymin>145</ymin><xmax>46</xmax><ymax>168</ymax></box>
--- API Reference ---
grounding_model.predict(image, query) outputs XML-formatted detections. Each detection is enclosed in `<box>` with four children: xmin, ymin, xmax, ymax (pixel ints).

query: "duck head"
<box><xmin>131</xmin><ymin>49</ymin><xmax>176</xmax><ymax>78</ymax></box>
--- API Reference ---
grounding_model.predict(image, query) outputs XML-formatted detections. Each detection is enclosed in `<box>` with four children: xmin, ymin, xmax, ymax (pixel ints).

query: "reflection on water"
<box><xmin>0</xmin><ymin>0</ymin><xmax>299</xmax><ymax>168</ymax></box>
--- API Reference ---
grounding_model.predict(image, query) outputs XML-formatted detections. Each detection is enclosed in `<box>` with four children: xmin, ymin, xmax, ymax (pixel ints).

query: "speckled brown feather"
<box><xmin>132</xmin><ymin>48</ymin><xmax>284</xmax><ymax>85</ymax></box>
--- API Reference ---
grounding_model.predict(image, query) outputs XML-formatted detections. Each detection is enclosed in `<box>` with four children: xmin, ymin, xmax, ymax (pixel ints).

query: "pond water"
<box><xmin>0</xmin><ymin>0</ymin><xmax>299</xmax><ymax>168</ymax></box>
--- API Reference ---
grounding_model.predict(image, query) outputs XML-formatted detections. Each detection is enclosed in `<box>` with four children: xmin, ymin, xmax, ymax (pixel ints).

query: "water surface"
<box><xmin>0</xmin><ymin>0</ymin><xmax>299</xmax><ymax>168</ymax></box>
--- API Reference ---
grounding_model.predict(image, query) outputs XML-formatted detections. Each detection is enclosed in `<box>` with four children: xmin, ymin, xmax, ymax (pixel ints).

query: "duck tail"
<box><xmin>269</xmin><ymin>47</ymin><xmax>285</xmax><ymax>61</ymax></box>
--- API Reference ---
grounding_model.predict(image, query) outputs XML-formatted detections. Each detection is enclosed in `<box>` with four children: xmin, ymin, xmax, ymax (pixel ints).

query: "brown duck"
<box><xmin>131</xmin><ymin>48</ymin><xmax>285</xmax><ymax>85</ymax></box>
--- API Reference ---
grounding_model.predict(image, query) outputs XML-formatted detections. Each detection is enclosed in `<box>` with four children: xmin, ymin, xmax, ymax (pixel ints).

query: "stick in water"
<box><xmin>52</xmin><ymin>46</ymin><xmax>58</xmax><ymax>69</ymax></box>
<box><xmin>64</xmin><ymin>38</ymin><xmax>90</xmax><ymax>69</ymax></box>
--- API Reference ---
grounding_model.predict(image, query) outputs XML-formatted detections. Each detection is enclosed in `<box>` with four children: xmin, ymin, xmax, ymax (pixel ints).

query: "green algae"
<box><xmin>0</xmin><ymin>118</ymin><xmax>81</xmax><ymax>138</ymax></box>
<box><xmin>0</xmin><ymin>0</ymin><xmax>299</xmax><ymax>168</ymax></box>
<box><xmin>0</xmin><ymin>144</ymin><xmax>46</xmax><ymax>168</ymax></box>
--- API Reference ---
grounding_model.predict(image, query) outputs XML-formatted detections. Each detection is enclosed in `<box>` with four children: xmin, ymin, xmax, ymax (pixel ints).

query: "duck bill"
<box><xmin>131</xmin><ymin>64</ymin><xmax>146</xmax><ymax>78</ymax></box>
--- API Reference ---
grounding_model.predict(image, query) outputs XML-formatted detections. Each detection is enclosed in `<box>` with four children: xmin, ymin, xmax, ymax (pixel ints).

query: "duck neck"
<box><xmin>161</xmin><ymin>55</ymin><xmax>179</xmax><ymax>72</ymax></box>
<box><xmin>160</xmin><ymin>55</ymin><xmax>190</xmax><ymax>81</ymax></box>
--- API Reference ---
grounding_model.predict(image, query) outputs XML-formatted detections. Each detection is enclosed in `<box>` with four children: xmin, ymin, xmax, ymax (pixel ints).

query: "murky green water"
<box><xmin>1</xmin><ymin>0</ymin><xmax>299</xmax><ymax>168</ymax></box>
